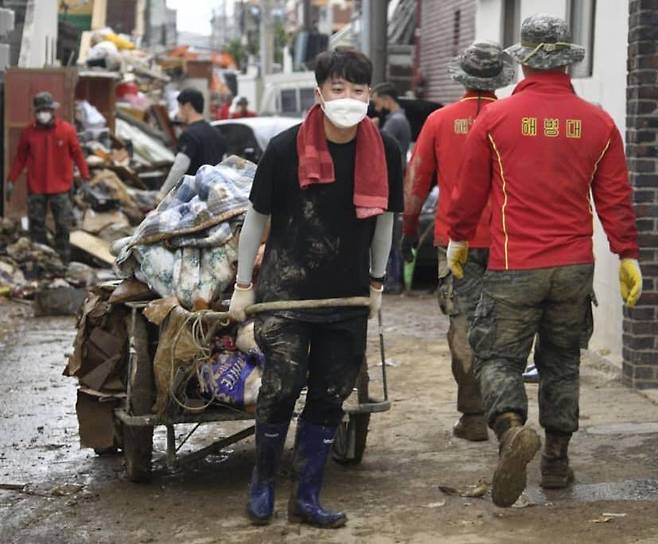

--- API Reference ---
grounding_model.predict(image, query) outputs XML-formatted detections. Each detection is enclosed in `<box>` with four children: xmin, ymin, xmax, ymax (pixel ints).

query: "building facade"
<box><xmin>623</xmin><ymin>0</ymin><xmax>658</xmax><ymax>388</ymax></box>
<box><xmin>416</xmin><ymin>0</ymin><xmax>475</xmax><ymax>103</ymax></box>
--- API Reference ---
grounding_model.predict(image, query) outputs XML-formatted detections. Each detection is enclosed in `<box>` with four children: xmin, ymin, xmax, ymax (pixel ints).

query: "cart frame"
<box><xmin>114</xmin><ymin>301</ymin><xmax>390</xmax><ymax>482</ymax></box>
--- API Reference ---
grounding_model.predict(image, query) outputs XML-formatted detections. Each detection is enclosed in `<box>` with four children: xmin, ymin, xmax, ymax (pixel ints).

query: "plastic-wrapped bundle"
<box><xmin>132</xmin><ymin>239</ymin><xmax>237</xmax><ymax>310</ymax></box>
<box><xmin>113</xmin><ymin>156</ymin><xmax>255</xmax><ymax>309</ymax></box>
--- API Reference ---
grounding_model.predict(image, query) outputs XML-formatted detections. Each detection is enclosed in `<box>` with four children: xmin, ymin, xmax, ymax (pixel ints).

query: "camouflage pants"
<box><xmin>27</xmin><ymin>192</ymin><xmax>74</xmax><ymax>264</ymax></box>
<box><xmin>469</xmin><ymin>264</ymin><xmax>594</xmax><ymax>434</ymax></box>
<box><xmin>437</xmin><ymin>247</ymin><xmax>489</xmax><ymax>415</ymax></box>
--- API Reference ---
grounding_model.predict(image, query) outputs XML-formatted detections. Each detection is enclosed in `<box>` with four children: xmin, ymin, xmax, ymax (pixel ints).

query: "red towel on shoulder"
<box><xmin>297</xmin><ymin>104</ymin><xmax>388</xmax><ymax>219</ymax></box>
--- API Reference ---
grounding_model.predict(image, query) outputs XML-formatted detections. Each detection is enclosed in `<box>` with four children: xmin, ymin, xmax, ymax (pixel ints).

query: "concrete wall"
<box><xmin>18</xmin><ymin>0</ymin><xmax>58</xmax><ymax>68</ymax></box>
<box><xmin>474</xmin><ymin>0</ymin><xmax>629</xmax><ymax>364</ymax></box>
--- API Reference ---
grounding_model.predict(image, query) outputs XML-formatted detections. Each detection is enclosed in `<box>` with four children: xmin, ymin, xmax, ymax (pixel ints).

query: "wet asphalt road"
<box><xmin>1</xmin><ymin>294</ymin><xmax>658</xmax><ymax>543</ymax></box>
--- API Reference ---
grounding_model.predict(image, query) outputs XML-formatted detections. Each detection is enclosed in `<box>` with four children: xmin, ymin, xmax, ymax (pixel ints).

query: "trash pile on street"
<box><xmin>74</xmin><ymin>96</ymin><xmax>173</xmax><ymax>254</ymax></box>
<box><xmin>0</xmin><ymin>218</ymin><xmax>100</xmax><ymax>306</ymax></box>
<box><xmin>65</xmin><ymin>286</ymin><xmax>264</xmax><ymax>449</ymax></box>
<box><xmin>113</xmin><ymin>155</ymin><xmax>254</xmax><ymax>311</ymax></box>
<box><xmin>62</xmin><ymin>155</ymin><xmax>262</xmax><ymax>448</ymax></box>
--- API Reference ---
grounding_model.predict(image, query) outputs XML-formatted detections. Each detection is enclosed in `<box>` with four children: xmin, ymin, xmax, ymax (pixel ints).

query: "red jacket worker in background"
<box><xmin>6</xmin><ymin>91</ymin><xmax>89</xmax><ymax>264</ymax></box>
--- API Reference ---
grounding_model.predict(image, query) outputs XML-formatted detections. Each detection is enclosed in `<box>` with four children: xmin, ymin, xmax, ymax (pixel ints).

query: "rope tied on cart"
<box><xmin>167</xmin><ymin>297</ymin><xmax>371</xmax><ymax>414</ymax></box>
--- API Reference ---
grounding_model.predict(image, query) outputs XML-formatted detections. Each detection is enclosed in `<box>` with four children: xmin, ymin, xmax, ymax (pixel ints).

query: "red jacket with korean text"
<box><xmin>448</xmin><ymin>71</ymin><xmax>639</xmax><ymax>270</ymax></box>
<box><xmin>404</xmin><ymin>91</ymin><xmax>494</xmax><ymax>248</ymax></box>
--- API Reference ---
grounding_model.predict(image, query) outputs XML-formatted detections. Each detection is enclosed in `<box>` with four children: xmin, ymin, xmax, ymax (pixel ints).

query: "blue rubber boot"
<box><xmin>288</xmin><ymin>420</ymin><xmax>347</xmax><ymax>528</ymax></box>
<box><xmin>246</xmin><ymin>422</ymin><xmax>289</xmax><ymax>525</ymax></box>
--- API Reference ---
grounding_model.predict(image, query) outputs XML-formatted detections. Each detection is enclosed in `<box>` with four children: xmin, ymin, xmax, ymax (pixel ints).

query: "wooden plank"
<box><xmin>70</xmin><ymin>230</ymin><xmax>115</xmax><ymax>264</ymax></box>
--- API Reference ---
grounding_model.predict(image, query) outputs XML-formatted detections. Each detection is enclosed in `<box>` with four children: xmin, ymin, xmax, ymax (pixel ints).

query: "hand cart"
<box><xmin>111</xmin><ymin>298</ymin><xmax>391</xmax><ymax>482</ymax></box>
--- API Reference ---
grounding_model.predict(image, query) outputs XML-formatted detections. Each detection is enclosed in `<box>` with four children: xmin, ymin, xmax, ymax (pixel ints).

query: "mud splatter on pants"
<box><xmin>27</xmin><ymin>192</ymin><xmax>74</xmax><ymax>264</ymax></box>
<box><xmin>437</xmin><ymin>247</ymin><xmax>489</xmax><ymax>415</ymax></box>
<box><xmin>254</xmin><ymin>314</ymin><xmax>367</xmax><ymax>426</ymax></box>
<box><xmin>468</xmin><ymin>264</ymin><xmax>594</xmax><ymax>434</ymax></box>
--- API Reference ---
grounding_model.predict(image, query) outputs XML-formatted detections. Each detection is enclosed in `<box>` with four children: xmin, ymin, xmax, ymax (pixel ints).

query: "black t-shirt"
<box><xmin>178</xmin><ymin>120</ymin><xmax>227</xmax><ymax>175</ymax></box>
<box><xmin>250</xmin><ymin>124</ymin><xmax>403</xmax><ymax>320</ymax></box>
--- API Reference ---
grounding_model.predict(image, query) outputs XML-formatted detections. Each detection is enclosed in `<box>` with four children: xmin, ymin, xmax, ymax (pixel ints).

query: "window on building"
<box><xmin>300</xmin><ymin>88</ymin><xmax>316</xmax><ymax>112</ymax></box>
<box><xmin>452</xmin><ymin>9</ymin><xmax>461</xmax><ymax>57</ymax></box>
<box><xmin>568</xmin><ymin>0</ymin><xmax>596</xmax><ymax>78</ymax></box>
<box><xmin>280</xmin><ymin>89</ymin><xmax>297</xmax><ymax>114</ymax></box>
<box><xmin>502</xmin><ymin>0</ymin><xmax>521</xmax><ymax>48</ymax></box>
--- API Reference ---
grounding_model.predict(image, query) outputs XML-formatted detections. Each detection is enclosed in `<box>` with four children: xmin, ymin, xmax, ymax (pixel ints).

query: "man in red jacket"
<box><xmin>229</xmin><ymin>96</ymin><xmax>257</xmax><ymax>119</ymax></box>
<box><xmin>6</xmin><ymin>92</ymin><xmax>89</xmax><ymax>264</ymax></box>
<box><xmin>403</xmin><ymin>41</ymin><xmax>514</xmax><ymax>442</ymax></box>
<box><xmin>447</xmin><ymin>14</ymin><xmax>642</xmax><ymax>507</ymax></box>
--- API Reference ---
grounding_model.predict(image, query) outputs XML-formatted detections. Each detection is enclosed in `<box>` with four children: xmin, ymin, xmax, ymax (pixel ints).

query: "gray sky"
<box><xmin>166</xmin><ymin>0</ymin><xmax>233</xmax><ymax>36</ymax></box>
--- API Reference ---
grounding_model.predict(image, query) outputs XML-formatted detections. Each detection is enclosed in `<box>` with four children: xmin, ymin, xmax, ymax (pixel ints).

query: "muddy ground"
<box><xmin>1</xmin><ymin>293</ymin><xmax>657</xmax><ymax>544</ymax></box>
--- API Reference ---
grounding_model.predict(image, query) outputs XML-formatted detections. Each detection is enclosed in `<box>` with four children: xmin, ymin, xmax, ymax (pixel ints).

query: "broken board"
<box><xmin>70</xmin><ymin>230</ymin><xmax>115</xmax><ymax>265</ymax></box>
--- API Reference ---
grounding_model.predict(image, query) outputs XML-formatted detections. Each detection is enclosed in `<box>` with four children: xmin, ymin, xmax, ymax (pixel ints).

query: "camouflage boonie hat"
<box><xmin>505</xmin><ymin>13</ymin><xmax>585</xmax><ymax>69</ymax></box>
<box><xmin>33</xmin><ymin>91</ymin><xmax>59</xmax><ymax>111</ymax></box>
<box><xmin>448</xmin><ymin>41</ymin><xmax>515</xmax><ymax>91</ymax></box>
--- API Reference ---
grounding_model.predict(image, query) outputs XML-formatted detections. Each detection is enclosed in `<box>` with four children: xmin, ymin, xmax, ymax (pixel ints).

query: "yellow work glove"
<box><xmin>447</xmin><ymin>240</ymin><xmax>469</xmax><ymax>280</ymax></box>
<box><xmin>619</xmin><ymin>258</ymin><xmax>642</xmax><ymax>307</ymax></box>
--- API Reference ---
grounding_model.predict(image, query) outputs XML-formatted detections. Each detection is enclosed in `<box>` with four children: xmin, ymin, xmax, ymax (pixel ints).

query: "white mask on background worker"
<box><xmin>316</xmin><ymin>79</ymin><xmax>369</xmax><ymax>129</ymax></box>
<box><xmin>36</xmin><ymin>111</ymin><xmax>53</xmax><ymax>125</ymax></box>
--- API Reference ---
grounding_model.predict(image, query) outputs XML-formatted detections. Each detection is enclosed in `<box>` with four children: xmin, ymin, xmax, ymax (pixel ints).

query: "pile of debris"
<box><xmin>113</xmin><ymin>155</ymin><xmax>254</xmax><ymax>311</ymax></box>
<box><xmin>0</xmin><ymin>218</ymin><xmax>101</xmax><ymax>314</ymax></box>
<box><xmin>64</xmin><ymin>156</ymin><xmax>263</xmax><ymax>450</ymax></box>
<box><xmin>68</xmin><ymin>95</ymin><xmax>170</xmax><ymax>271</ymax></box>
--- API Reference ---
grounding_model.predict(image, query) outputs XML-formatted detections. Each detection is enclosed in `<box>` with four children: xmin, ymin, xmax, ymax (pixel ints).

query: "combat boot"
<box><xmin>540</xmin><ymin>432</ymin><xmax>574</xmax><ymax>489</ymax></box>
<box><xmin>491</xmin><ymin>412</ymin><xmax>541</xmax><ymax>507</ymax></box>
<box><xmin>288</xmin><ymin>419</ymin><xmax>347</xmax><ymax>528</ymax></box>
<box><xmin>453</xmin><ymin>413</ymin><xmax>489</xmax><ymax>441</ymax></box>
<box><xmin>247</xmin><ymin>422</ymin><xmax>289</xmax><ymax>525</ymax></box>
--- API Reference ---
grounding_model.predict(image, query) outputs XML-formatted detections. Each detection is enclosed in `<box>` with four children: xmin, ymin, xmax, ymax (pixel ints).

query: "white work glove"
<box><xmin>229</xmin><ymin>283</ymin><xmax>255</xmax><ymax>322</ymax></box>
<box><xmin>369</xmin><ymin>284</ymin><xmax>383</xmax><ymax>319</ymax></box>
<box><xmin>447</xmin><ymin>240</ymin><xmax>469</xmax><ymax>280</ymax></box>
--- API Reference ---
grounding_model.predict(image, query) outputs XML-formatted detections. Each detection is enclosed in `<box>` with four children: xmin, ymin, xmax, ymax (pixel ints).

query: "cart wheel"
<box><xmin>333</xmin><ymin>357</ymin><xmax>370</xmax><ymax>465</ymax></box>
<box><xmin>123</xmin><ymin>311</ymin><xmax>155</xmax><ymax>483</ymax></box>
<box><xmin>123</xmin><ymin>425</ymin><xmax>153</xmax><ymax>483</ymax></box>
<box><xmin>332</xmin><ymin>412</ymin><xmax>370</xmax><ymax>465</ymax></box>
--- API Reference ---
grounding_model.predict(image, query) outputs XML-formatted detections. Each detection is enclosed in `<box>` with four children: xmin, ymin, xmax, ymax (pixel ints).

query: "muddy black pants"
<box><xmin>469</xmin><ymin>264</ymin><xmax>594</xmax><ymax>434</ymax></box>
<box><xmin>254</xmin><ymin>314</ymin><xmax>367</xmax><ymax>427</ymax></box>
<box><xmin>27</xmin><ymin>192</ymin><xmax>74</xmax><ymax>264</ymax></box>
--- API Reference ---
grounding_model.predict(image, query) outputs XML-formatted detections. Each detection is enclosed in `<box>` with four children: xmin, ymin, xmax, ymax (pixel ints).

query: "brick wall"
<box><xmin>623</xmin><ymin>0</ymin><xmax>658</xmax><ymax>388</ymax></box>
<box><xmin>418</xmin><ymin>0</ymin><xmax>475</xmax><ymax>104</ymax></box>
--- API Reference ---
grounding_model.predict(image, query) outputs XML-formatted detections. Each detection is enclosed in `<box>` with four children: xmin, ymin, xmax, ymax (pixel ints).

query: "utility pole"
<box><xmin>260</xmin><ymin>0</ymin><xmax>273</xmax><ymax>75</ymax></box>
<box><xmin>302</xmin><ymin>0</ymin><xmax>312</xmax><ymax>31</ymax></box>
<box><xmin>360</xmin><ymin>0</ymin><xmax>388</xmax><ymax>85</ymax></box>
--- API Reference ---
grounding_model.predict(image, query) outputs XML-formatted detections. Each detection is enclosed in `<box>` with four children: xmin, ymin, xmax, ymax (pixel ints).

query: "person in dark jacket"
<box><xmin>229</xmin><ymin>48</ymin><xmax>403</xmax><ymax>529</ymax></box>
<box><xmin>158</xmin><ymin>88</ymin><xmax>227</xmax><ymax>199</ymax></box>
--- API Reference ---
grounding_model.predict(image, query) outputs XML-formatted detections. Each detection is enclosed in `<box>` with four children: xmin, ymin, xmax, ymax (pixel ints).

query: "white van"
<box><xmin>259</xmin><ymin>71</ymin><xmax>317</xmax><ymax>118</ymax></box>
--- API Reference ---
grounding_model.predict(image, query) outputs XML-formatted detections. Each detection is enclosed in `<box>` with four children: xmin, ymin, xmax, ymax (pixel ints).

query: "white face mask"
<box><xmin>318</xmin><ymin>88</ymin><xmax>368</xmax><ymax>129</ymax></box>
<box><xmin>36</xmin><ymin>111</ymin><xmax>53</xmax><ymax>125</ymax></box>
